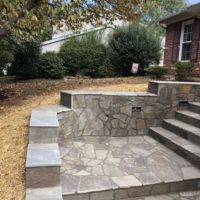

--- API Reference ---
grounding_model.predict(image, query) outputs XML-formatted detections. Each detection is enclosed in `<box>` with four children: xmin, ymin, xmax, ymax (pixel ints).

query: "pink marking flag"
<box><xmin>131</xmin><ymin>63</ymin><xmax>139</xmax><ymax>74</ymax></box>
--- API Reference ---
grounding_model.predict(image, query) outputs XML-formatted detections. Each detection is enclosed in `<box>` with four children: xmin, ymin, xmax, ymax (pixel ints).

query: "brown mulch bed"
<box><xmin>0</xmin><ymin>76</ymin><xmax>149</xmax><ymax>200</ymax></box>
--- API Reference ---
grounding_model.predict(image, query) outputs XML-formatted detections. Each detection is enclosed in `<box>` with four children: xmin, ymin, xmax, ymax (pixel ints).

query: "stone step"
<box><xmin>175</xmin><ymin>110</ymin><xmax>200</xmax><ymax>129</ymax></box>
<box><xmin>188</xmin><ymin>102</ymin><xmax>200</xmax><ymax>114</ymax></box>
<box><xmin>163</xmin><ymin>119</ymin><xmax>200</xmax><ymax>145</ymax></box>
<box><xmin>26</xmin><ymin>143</ymin><xmax>61</xmax><ymax>188</ymax></box>
<box><xmin>29</xmin><ymin>105</ymin><xmax>69</xmax><ymax>143</ymax></box>
<box><xmin>149</xmin><ymin>127</ymin><xmax>200</xmax><ymax>168</ymax></box>
<box><xmin>26</xmin><ymin>186</ymin><xmax>63</xmax><ymax>200</ymax></box>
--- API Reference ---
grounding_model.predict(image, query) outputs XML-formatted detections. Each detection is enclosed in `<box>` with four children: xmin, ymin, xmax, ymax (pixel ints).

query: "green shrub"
<box><xmin>108</xmin><ymin>24</ymin><xmax>162</xmax><ymax>76</ymax></box>
<box><xmin>175</xmin><ymin>61</ymin><xmax>194</xmax><ymax>81</ymax></box>
<box><xmin>97</xmin><ymin>65</ymin><xmax>115</xmax><ymax>78</ymax></box>
<box><xmin>59</xmin><ymin>32</ymin><xmax>107</xmax><ymax>77</ymax></box>
<box><xmin>0</xmin><ymin>38</ymin><xmax>15</xmax><ymax>76</ymax></box>
<box><xmin>9</xmin><ymin>42</ymin><xmax>40</xmax><ymax>79</ymax></box>
<box><xmin>39</xmin><ymin>52</ymin><xmax>65</xmax><ymax>79</ymax></box>
<box><xmin>147</xmin><ymin>66</ymin><xmax>166</xmax><ymax>79</ymax></box>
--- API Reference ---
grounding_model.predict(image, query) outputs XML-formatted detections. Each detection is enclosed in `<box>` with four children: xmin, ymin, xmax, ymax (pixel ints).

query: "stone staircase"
<box><xmin>25</xmin><ymin>105</ymin><xmax>69</xmax><ymax>200</ymax></box>
<box><xmin>149</xmin><ymin>102</ymin><xmax>200</xmax><ymax>168</ymax></box>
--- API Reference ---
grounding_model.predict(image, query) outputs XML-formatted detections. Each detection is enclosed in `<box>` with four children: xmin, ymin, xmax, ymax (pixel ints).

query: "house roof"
<box><xmin>159</xmin><ymin>2</ymin><xmax>200</xmax><ymax>25</ymax></box>
<box><xmin>41</xmin><ymin>25</ymin><xmax>114</xmax><ymax>46</ymax></box>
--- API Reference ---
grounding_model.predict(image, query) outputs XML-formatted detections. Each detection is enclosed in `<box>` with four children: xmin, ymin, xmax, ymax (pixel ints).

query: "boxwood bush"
<box><xmin>147</xmin><ymin>66</ymin><xmax>166</xmax><ymax>79</ymax></box>
<box><xmin>175</xmin><ymin>61</ymin><xmax>193</xmax><ymax>81</ymax></box>
<box><xmin>39</xmin><ymin>52</ymin><xmax>65</xmax><ymax>79</ymax></box>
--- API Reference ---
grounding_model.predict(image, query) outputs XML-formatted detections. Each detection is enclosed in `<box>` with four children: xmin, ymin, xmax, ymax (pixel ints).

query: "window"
<box><xmin>179</xmin><ymin>20</ymin><xmax>193</xmax><ymax>61</ymax></box>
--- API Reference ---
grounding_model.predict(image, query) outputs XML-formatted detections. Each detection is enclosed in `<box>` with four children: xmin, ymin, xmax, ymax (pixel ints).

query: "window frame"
<box><xmin>179</xmin><ymin>19</ymin><xmax>194</xmax><ymax>62</ymax></box>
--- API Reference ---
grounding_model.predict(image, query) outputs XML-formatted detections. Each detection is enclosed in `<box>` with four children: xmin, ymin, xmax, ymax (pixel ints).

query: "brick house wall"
<box><xmin>164</xmin><ymin>19</ymin><xmax>200</xmax><ymax>76</ymax></box>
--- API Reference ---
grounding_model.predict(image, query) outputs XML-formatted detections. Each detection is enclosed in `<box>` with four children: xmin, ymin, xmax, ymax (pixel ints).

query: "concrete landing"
<box><xmin>59</xmin><ymin>136</ymin><xmax>200</xmax><ymax>199</ymax></box>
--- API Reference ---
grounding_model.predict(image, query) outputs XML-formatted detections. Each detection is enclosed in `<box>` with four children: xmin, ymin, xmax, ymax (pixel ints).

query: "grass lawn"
<box><xmin>0</xmin><ymin>77</ymin><xmax>149</xmax><ymax>200</ymax></box>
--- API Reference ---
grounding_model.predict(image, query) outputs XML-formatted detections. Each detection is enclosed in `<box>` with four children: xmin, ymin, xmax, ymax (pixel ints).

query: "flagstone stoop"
<box><xmin>25</xmin><ymin>81</ymin><xmax>200</xmax><ymax>200</ymax></box>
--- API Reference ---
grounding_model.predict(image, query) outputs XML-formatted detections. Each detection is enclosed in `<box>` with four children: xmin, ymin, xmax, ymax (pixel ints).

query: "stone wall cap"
<box><xmin>33</xmin><ymin>105</ymin><xmax>70</xmax><ymax>113</ymax></box>
<box><xmin>26</xmin><ymin>143</ymin><xmax>61</xmax><ymax>168</ymax></box>
<box><xmin>60</xmin><ymin>90</ymin><xmax>157</xmax><ymax>97</ymax></box>
<box><xmin>149</xmin><ymin>81</ymin><xmax>200</xmax><ymax>85</ymax></box>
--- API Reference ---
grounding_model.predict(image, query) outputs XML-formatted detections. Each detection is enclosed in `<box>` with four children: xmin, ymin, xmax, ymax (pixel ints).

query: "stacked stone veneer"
<box><xmin>59</xmin><ymin>81</ymin><xmax>200</xmax><ymax>138</ymax></box>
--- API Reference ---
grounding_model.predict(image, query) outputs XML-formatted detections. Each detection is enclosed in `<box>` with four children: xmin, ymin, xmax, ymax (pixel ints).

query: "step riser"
<box><xmin>63</xmin><ymin>180</ymin><xmax>200</xmax><ymax>200</ymax></box>
<box><xmin>188</xmin><ymin>104</ymin><xmax>200</xmax><ymax>114</ymax></box>
<box><xmin>149</xmin><ymin>129</ymin><xmax>200</xmax><ymax>168</ymax></box>
<box><xmin>175</xmin><ymin>112</ymin><xmax>200</xmax><ymax>129</ymax></box>
<box><xmin>26</xmin><ymin>166</ymin><xmax>60</xmax><ymax>188</ymax></box>
<box><xmin>29</xmin><ymin>127</ymin><xmax>59</xmax><ymax>143</ymax></box>
<box><xmin>163</xmin><ymin>121</ymin><xmax>200</xmax><ymax>145</ymax></box>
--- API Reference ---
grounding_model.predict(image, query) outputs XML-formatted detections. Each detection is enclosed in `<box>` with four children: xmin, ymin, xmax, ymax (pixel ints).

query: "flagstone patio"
<box><xmin>59</xmin><ymin>135</ymin><xmax>200</xmax><ymax>199</ymax></box>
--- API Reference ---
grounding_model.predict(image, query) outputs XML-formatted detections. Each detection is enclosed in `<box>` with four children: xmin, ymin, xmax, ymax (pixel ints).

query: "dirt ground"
<box><xmin>0</xmin><ymin>77</ymin><xmax>149</xmax><ymax>200</ymax></box>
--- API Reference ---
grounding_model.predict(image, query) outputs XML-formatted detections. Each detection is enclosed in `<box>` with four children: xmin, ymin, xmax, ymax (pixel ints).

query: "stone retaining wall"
<box><xmin>59</xmin><ymin>81</ymin><xmax>200</xmax><ymax>138</ymax></box>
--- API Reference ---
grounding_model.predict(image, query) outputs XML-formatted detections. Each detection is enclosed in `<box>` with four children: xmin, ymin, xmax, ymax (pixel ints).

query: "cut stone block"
<box><xmin>29</xmin><ymin>127</ymin><xmax>58</xmax><ymax>143</ymax></box>
<box><xmin>26</xmin><ymin>143</ymin><xmax>61</xmax><ymax>188</ymax></box>
<box><xmin>26</xmin><ymin>186</ymin><xmax>63</xmax><ymax>200</ymax></box>
<box><xmin>29</xmin><ymin>105</ymin><xmax>69</xmax><ymax>143</ymax></box>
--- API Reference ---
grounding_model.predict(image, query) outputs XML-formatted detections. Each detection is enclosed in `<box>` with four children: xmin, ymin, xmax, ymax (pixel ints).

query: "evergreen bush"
<box><xmin>39</xmin><ymin>52</ymin><xmax>65</xmax><ymax>79</ymax></box>
<box><xmin>108</xmin><ymin>24</ymin><xmax>161</xmax><ymax>76</ymax></box>
<box><xmin>9</xmin><ymin>42</ymin><xmax>40</xmax><ymax>79</ymax></box>
<box><xmin>59</xmin><ymin>32</ymin><xmax>107</xmax><ymax>77</ymax></box>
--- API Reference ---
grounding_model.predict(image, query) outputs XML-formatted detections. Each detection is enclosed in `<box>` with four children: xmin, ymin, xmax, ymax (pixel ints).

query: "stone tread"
<box><xmin>61</xmin><ymin>90</ymin><xmax>157</xmax><ymax>97</ymax></box>
<box><xmin>26</xmin><ymin>186</ymin><xmax>63</xmax><ymax>200</ymax></box>
<box><xmin>164</xmin><ymin>119</ymin><xmax>200</xmax><ymax>137</ymax></box>
<box><xmin>176</xmin><ymin>110</ymin><xmax>200</xmax><ymax>121</ymax></box>
<box><xmin>30</xmin><ymin>105</ymin><xmax>70</xmax><ymax>128</ymax></box>
<box><xmin>150</xmin><ymin>127</ymin><xmax>200</xmax><ymax>157</ymax></box>
<box><xmin>189</xmin><ymin>102</ymin><xmax>200</xmax><ymax>106</ymax></box>
<box><xmin>26</xmin><ymin>143</ymin><xmax>61</xmax><ymax>168</ymax></box>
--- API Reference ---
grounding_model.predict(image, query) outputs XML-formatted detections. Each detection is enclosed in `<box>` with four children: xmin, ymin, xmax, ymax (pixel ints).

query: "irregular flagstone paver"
<box><xmin>111</xmin><ymin>176</ymin><xmax>142</xmax><ymax>188</ymax></box>
<box><xmin>77</xmin><ymin>176</ymin><xmax>112</xmax><ymax>193</ymax></box>
<box><xmin>182</xmin><ymin>167</ymin><xmax>200</xmax><ymax>180</ymax></box>
<box><xmin>60</xmin><ymin>136</ymin><xmax>200</xmax><ymax>197</ymax></box>
<box><xmin>134</xmin><ymin>172</ymin><xmax>162</xmax><ymax>185</ymax></box>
